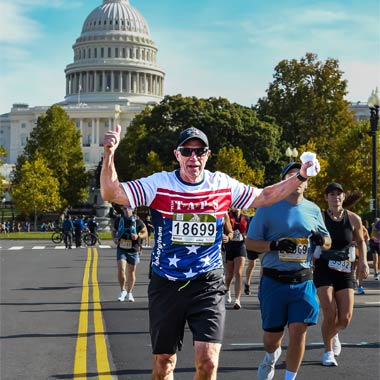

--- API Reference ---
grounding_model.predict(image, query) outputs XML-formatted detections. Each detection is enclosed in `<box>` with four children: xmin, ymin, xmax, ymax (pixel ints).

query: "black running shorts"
<box><xmin>148</xmin><ymin>269</ymin><xmax>226</xmax><ymax>354</ymax></box>
<box><xmin>313</xmin><ymin>258</ymin><xmax>355</xmax><ymax>291</ymax></box>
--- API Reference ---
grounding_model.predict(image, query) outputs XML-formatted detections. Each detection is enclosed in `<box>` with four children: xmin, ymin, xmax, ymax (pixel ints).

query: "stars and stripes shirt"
<box><xmin>121</xmin><ymin>169</ymin><xmax>259</xmax><ymax>281</ymax></box>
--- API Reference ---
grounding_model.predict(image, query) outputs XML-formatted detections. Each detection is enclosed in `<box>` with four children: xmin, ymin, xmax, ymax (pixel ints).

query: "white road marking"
<box><xmin>9</xmin><ymin>246</ymin><xmax>23</xmax><ymax>250</ymax></box>
<box><xmin>32</xmin><ymin>246</ymin><xmax>45</xmax><ymax>249</ymax></box>
<box><xmin>231</xmin><ymin>341</ymin><xmax>373</xmax><ymax>347</ymax></box>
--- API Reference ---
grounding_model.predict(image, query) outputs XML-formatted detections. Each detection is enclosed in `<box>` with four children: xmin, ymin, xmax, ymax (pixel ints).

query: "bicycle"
<box><xmin>51</xmin><ymin>229</ymin><xmax>64</xmax><ymax>244</ymax></box>
<box><xmin>82</xmin><ymin>230</ymin><xmax>102</xmax><ymax>246</ymax></box>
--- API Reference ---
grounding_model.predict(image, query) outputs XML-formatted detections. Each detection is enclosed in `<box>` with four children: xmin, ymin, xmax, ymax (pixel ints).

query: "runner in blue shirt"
<box><xmin>246</xmin><ymin>162</ymin><xmax>331</xmax><ymax>380</ymax></box>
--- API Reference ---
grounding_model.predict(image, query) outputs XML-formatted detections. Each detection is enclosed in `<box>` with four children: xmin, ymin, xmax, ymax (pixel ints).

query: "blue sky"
<box><xmin>0</xmin><ymin>0</ymin><xmax>379</xmax><ymax>115</ymax></box>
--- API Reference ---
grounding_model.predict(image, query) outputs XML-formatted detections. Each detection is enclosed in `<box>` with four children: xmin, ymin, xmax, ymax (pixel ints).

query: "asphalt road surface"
<box><xmin>1</xmin><ymin>240</ymin><xmax>379</xmax><ymax>380</ymax></box>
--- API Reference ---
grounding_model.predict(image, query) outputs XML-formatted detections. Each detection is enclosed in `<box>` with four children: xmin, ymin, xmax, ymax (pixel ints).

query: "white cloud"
<box><xmin>0</xmin><ymin>3</ymin><xmax>42</xmax><ymax>42</ymax></box>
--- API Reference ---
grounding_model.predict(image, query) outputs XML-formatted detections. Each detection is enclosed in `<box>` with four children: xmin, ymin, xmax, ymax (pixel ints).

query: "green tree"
<box><xmin>0</xmin><ymin>146</ymin><xmax>7</xmax><ymax>199</ymax></box>
<box><xmin>115</xmin><ymin>95</ymin><xmax>282</xmax><ymax>184</ymax></box>
<box><xmin>11</xmin><ymin>156</ymin><xmax>62</xmax><ymax>230</ymax></box>
<box><xmin>13</xmin><ymin>104</ymin><xmax>89</xmax><ymax>207</ymax></box>
<box><xmin>215</xmin><ymin>147</ymin><xmax>264</xmax><ymax>185</ymax></box>
<box><xmin>256</xmin><ymin>53</ymin><xmax>354</xmax><ymax>154</ymax></box>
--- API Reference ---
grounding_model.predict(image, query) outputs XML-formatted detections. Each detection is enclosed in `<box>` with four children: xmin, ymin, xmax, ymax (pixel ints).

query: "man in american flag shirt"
<box><xmin>101</xmin><ymin>125</ymin><xmax>317</xmax><ymax>380</ymax></box>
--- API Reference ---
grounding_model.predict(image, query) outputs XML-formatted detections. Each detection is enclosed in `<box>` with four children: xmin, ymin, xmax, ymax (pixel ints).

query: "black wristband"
<box><xmin>269</xmin><ymin>240</ymin><xmax>278</xmax><ymax>251</ymax></box>
<box><xmin>296</xmin><ymin>171</ymin><xmax>307</xmax><ymax>182</ymax></box>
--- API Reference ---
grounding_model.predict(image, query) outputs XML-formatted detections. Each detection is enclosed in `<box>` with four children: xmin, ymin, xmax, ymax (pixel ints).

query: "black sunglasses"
<box><xmin>178</xmin><ymin>147</ymin><xmax>209</xmax><ymax>157</ymax></box>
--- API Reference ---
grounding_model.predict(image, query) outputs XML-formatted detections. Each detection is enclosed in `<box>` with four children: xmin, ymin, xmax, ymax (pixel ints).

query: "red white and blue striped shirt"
<box><xmin>121</xmin><ymin>169</ymin><xmax>259</xmax><ymax>280</ymax></box>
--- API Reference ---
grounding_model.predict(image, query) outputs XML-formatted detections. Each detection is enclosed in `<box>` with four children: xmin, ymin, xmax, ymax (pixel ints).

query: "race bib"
<box><xmin>328</xmin><ymin>260</ymin><xmax>351</xmax><ymax>273</ymax></box>
<box><xmin>172</xmin><ymin>213</ymin><xmax>217</xmax><ymax>245</ymax></box>
<box><xmin>278</xmin><ymin>237</ymin><xmax>309</xmax><ymax>262</ymax></box>
<box><xmin>119</xmin><ymin>239</ymin><xmax>132</xmax><ymax>249</ymax></box>
<box><xmin>231</xmin><ymin>229</ymin><xmax>244</xmax><ymax>241</ymax></box>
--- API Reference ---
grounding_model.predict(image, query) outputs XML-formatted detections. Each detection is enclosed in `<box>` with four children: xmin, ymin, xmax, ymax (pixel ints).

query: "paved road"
<box><xmin>1</xmin><ymin>240</ymin><xmax>379</xmax><ymax>380</ymax></box>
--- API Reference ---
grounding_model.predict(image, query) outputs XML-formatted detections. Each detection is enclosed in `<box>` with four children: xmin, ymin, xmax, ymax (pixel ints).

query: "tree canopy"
<box><xmin>11</xmin><ymin>155</ymin><xmax>62</xmax><ymax>230</ymax></box>
<box><xmin>12</xmin><ymin>104</ymin><xmax>89</xmax><ymax>208</ymax></box>
<box><xmin>256</xmin><ymin>52</ymin><xmax>354</xmax><ymax>155</ymax></box>
<box><xmin>255</xmin><ymin>52</ymin><xmax>375</xmax><ymax>216</ymax></box>
<box><xmin>115</xmin><ymin>95</ymin><xmax>281</xmax><ymax>185</ymax></box>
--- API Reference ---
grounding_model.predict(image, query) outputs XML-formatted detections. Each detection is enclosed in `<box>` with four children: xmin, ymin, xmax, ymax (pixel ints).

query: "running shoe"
<box><xmin>356</xmin><ymin>286</ymin><xmax>365</xmax><ymax>295</ymax></box>
<box><xmin>258</xmin><ymin>347</ymin><xmax>281</xmax><ymax>380</ymax></box>
<box><xmin>374</xmin><ymin>272</ymin><xmax>379</xmax><ymax>280</ymax></box>
<box><xmin>244</xmin><ymin>283</ymin><xmax>251</xmax><ymax>295</ymax></box>
<box><xmin>225</xmin><ymin>291</ymin><xmax>232</xmax><ymax>304</ymax></box>
<box><xmin>117</xmin><ymin>290</ymin><xmax>128</xmax><ymax>302</ymax></box>
<box><xmin>126</xmin><ymin>293</ymin><xmax>135</xmax><ymax>302</ymax></box>
<box><xmin>332</xmin><ymin>334</ymin><xmax>341</xmax><ymax>356</ymax></box>
<box><xmin>233</xmin><ymin>299</ymin><xmax>241</xmax><ymax>310</ymax></box>
<box><xmin>322</xmin><ymin>351</ymin><xmax>338</xmax><ymax>366</ymax></box>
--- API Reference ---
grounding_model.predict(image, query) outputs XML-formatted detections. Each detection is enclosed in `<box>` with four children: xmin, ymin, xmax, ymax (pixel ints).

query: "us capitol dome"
<box><xmin>63</xmin><ymin>0</ymin><xmax>164</xmax><ymax>105</ymax></box>
<box><xmin>0</xmin><ymin>0</ymin><xmax>165</xmax><ymax>168</ymax></box>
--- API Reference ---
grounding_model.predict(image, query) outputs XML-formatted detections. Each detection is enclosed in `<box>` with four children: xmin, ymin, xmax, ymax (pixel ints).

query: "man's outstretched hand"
<box><xmin>104</xmin><ymin>124</ymin><xmax>121</xmax><ymax>153</ymax></box>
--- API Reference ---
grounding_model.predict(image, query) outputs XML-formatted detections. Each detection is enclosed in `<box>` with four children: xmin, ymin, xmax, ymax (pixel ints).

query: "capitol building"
<box><xmin>0</xmin><ymin>0</ymin><xmax>370</xmax><ymax>179</ymax></box>
<box><xmin>0</xmin><ymin>0</ymin><xmax>165</xmax><ymax>171</ymax></box>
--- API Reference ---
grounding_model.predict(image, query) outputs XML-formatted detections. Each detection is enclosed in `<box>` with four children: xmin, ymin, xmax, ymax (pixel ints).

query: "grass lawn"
<box><xmin>0</xmin><ymin>231</ymin><xmax>113</xmax><ymax>240</ymax></box>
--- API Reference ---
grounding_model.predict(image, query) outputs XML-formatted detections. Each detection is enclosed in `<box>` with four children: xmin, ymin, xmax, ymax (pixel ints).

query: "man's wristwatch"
<box><xmin>296</xmin><ymin>171</ymin><xmax>307</xmax><ymax>182</ymax></box>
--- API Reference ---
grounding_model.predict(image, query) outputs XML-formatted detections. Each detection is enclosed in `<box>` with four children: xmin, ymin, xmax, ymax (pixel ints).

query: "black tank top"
<box><xmin>324</xmin><ymin>210</ymin><xmax>353</xmax><ymax>250</ymax></box>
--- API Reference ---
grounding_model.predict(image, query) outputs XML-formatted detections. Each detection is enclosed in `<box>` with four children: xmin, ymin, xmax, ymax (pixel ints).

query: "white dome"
<box><xmin>63</xmin><ymin>0</ymin><xmax>165</xmax><ymax>106</ymax></box>
<box><xmin>81</xmin><ymin>0</ymin><xmax>150</xmax><ymax>37</ymax></box>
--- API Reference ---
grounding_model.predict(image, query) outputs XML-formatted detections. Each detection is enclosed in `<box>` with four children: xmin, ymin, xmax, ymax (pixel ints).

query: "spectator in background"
<box><xmin>144</xmin><ymin>215</ymin><xmax>154</xmax><ymax>247</ymax></box>
<box><xmin>74</xmin><ymin>215</ymin><xmax>86</xmax><ymax>248</ymax></box>
<box><xmin>62</xmin><ymin>214</ymin><xmax>74</xmax><ymax>249</ymax></box>
<box><xmin>369</xmin><ymin>218</ymin><xmax>380</xmax><ymax>280</ymax></box>
<box><xmin>88</xmin><ymin>216</ymin><xmax>99</xmax><ymax>235</ymax></box>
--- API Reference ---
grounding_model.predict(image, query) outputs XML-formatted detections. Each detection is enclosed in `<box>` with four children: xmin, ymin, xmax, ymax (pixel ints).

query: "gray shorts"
<box><xmin>148</xmin><ymin>269</ymin><xmax>226</xmax><ymax>354</ymax></box>
<box><xmin>116</xmin><ymin>247</ymin><xmax>139</xmax><ymax>265</ymax></box>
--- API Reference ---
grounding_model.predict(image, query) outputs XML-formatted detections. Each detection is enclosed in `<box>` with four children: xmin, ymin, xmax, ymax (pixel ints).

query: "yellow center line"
<box><xmin>73</xmin><ymin>247</ymin><xmax>92</xmax><ymax>377</ymax></box>
<box><xmin>92</xmin><ymin>247</ymin><xmax>112</xmax><ymax>379</ymax></box>
<box><xmin>73</xmin><ymin>247</ymin><xmax>112</xmax><ymax>379</ymax></box>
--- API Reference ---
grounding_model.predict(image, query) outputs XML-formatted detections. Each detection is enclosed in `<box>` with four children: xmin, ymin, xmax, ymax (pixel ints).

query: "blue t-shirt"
<box><xmin>247</xmin><ymin>198</ymin><xmax>329</xmax><ymax>271</ymax></box>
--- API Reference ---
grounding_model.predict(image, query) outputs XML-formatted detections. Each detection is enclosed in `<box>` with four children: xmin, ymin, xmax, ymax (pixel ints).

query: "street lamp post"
<box><xmin>368</xmin><ymin>88</ymin><xmax>380</xmax><ymax>220</ymax></box>
<box><xmin>285</xmin><ymin>146</ymin><xmax>299</xmax><ymax>162</ymax></box>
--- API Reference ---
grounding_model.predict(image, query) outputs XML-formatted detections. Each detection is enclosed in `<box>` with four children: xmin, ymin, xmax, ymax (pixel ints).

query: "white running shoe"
<box><xmin>226</xmin><ymin>291</ymin><xmax>232</xmax><ymax>304</ymax></box>
<box><xmin>332</xmin><ymin>334</ymin><xmax>341</xmax><ymax>356</ymax></box>
<box><xmin>117</xmin><ymin>290</ymin><xmax>128</xmax><ymax>302</ymax></box>
<box><xmin>258</xmin><ymin>347</ymin><xmax>281</xmax><ymax>380</ymax></box>
<box><xmin>126</xmin><ymin>293</ymin><xmax>135</xmax><ymax>302</ymax></box>
<box><xmin>233</xmin><ymin>299</ymin><xmax>241</xmax><ymax>310</ymax></box>
<box><xmin>322</xmin><ymin>351</ymin><xmax>338</xmax><ymax>366</ymax></box>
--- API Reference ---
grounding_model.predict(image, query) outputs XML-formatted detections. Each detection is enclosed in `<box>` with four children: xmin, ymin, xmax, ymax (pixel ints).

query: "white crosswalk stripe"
<box><xmin>2</xmin><ymin>245</ymin><xmax>113</xmax><ymax>250</ymax></box>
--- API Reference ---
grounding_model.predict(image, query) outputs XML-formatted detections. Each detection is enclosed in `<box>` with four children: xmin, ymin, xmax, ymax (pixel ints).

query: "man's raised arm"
<box><xmin>100</xmin><ymin>124</ymin><xmax>130</xmax><ymax>206</ymax></box>
<box><xmin>250</xmin><ymin>161</ymin><xmax>315</xmax><ymax>208</ymax></box>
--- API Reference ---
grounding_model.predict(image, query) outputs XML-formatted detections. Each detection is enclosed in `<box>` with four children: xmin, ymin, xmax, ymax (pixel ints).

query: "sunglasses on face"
<box><xmin>177</xmin><ymin>147</ymin><xmax>209</xmax><ymax>157</ymax></box>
